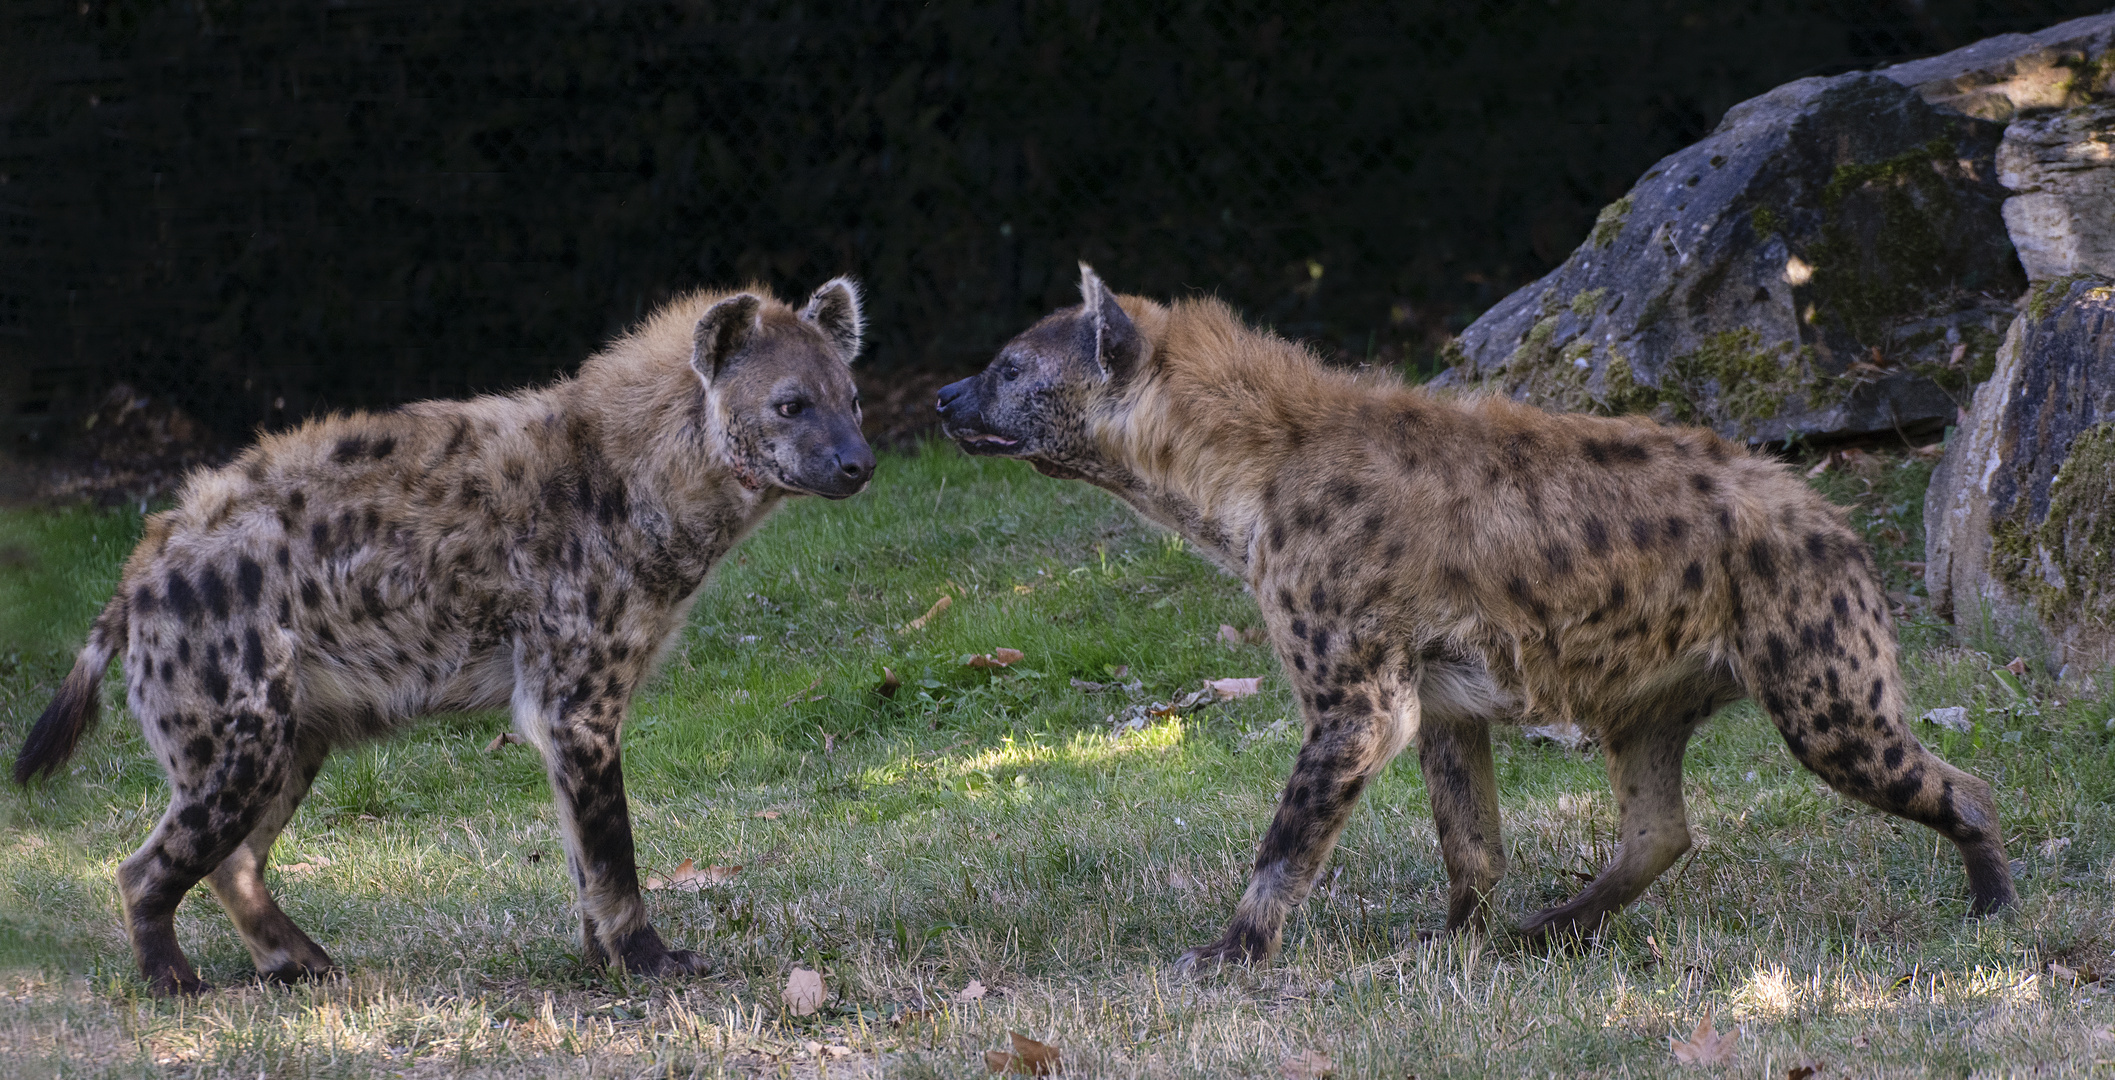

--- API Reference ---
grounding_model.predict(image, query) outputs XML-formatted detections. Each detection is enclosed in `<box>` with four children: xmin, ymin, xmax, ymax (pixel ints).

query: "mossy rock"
<box><xmin>1927</xmin><ymin>276</ymin><xmax>2115</xmax><ymax>668</ymax></box>
<box><xmin>1433</xmin><ymin>72</ymin><xmax>2023</xmax><ymax>444</ymax></box>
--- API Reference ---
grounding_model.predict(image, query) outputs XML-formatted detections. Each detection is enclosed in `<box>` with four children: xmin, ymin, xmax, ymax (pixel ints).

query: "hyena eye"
<box><xmin>776</xmin><ymin>400</ymin><xmax>805</xmax><ymax>418</ymax></box>
<box><xmin>999</xmin><ymin>361</ymin><xmax>1021</xmax><ymax>382</ymax></box>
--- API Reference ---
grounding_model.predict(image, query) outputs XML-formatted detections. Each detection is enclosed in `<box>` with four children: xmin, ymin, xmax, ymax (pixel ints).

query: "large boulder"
<box><xmin>1434</xmin><ymin>73</ymin><xmax>2023</xmax><ymax>444</ymax></box>
<box><xmin>1926</xmin><ymin>275</ymin><xmax>2115</xmax><ymax>669</ymax></box>
<box><xmin>1880</xmin><ymin>13</ymin><xmax>2115</xmax><ymax>122</ymax></box>
<box><xmin>1998</xmin><ymin>100</ymin><xmax>2115</xmax><ymax>282</ymax></box>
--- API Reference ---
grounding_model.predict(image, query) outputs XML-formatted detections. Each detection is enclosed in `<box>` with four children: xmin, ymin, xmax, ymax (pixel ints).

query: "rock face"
<box><xmin>1880</xmin><ymin>13</ymin><xmax>2115</xmax><ymax>122</ymax></box>
<box><xmin>1998</xmin><ymin>100</ymin><xmax>2115</xmax><ymax>281</ymax></box>
<box><xmin>1434</xmin><ymin>73</ymin><xmax>2023</xmax><ymax>444</ymax></box>
<box><xmin>1926</xmin><ymin>276</ymin><xmax>2115</xmax><ymax>668</ymax></box>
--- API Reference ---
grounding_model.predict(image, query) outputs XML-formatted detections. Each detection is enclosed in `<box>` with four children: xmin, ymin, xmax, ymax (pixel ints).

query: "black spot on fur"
<box><xmin>1583</xmin><ymin>516</ymin><xmax>1609</xmax><ymax>555</ymax></box>
<box><xmin>201</xmin><ymin>658</ymin><xmax>230</xmax><ymax>705</ymax></box>
<box><xmin>1328</xmin><ymin>480</ymin><xmax>1363</xmax><ymax>507</ymax></box>
<box><xmin>241</xmin><ymin>628</ymin><xmax>267</xmax><ymax>680</ymax></box>
<box><xmin>1868</xmin><ymin>678</ymin><xmax>1885</xmax><ymax>710</ymax></box>
<box><xmin>370</xmin><ymin>435</ymin><xmax>396</xmax><ymax>459</ymax></box>
<box><xmin>1747</xmin><ymin>540</ymin><xmax>1777</xmax><ymax>583</ymax></box>
<box><xmin>1629</xmin><ymin>518</ymin><xmax>1655</xmax><ymax>549</ymax></box>
<box><xmin>287</xmin><ymin>490</ymin><xmax>306</xmax><ymax>514</ymax></box>
<box><xmin>267</xmin><ymin>677</ymin><xmax>293</xmax><ymax>714</ymax></box>
<box><xmin>1805</xmin><ymin>531</ymin><xmax>1830</xmax><ymax>564</ymax></box>
<box><xmin>236</xmin><ymin>557</ymin><xmax>264</xmax><ymax>608</ymax></box>
<box><xmin>166</xmin><ymin>571</ymin><xmax>200</xmax><ymax>621</ymax></box>
<box><xmin>134</xmin><ymin>585</ymin><xmax>158</xmax><ymax>614</ymax></box>
<box><xmin>1681</xmin><ymin>561</ymin><xmax>1703</xmax><ymax>591</ymax></box>
<box><xmin>1882</xmin><ymin>744</ymin><xmax>1905</xmax><ymax>769</ymax></box>
<box><xmin>1766</xmin><ymin>634</ymin><xmax>1789</xmax><ymax>674</ymax></box>
<box><xmin>331</xmin><ymin>436</ymin><xmax>369</xmax><ymax>463</ymax></box>
<box><xmin>1689</xmin><ymin>473</ymin><xmax>1715</xmax><ymax>495</ymax></box>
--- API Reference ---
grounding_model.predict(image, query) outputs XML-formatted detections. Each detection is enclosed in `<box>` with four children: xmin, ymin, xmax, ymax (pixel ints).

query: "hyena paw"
<box><xmin>259</xmin><ymin>958</ymin><xmax>339</xmax><ymax>985</ymax></box>
<box><xmin>147</xmin><ymin>971</ymin><xmax>211</xmax><ymax>997</ymax></box>
<box><xmin>1172</xmin><ymin>934</ymin><xmax>1271</xmax><ymax>976</ymax></box>
<box><xmin>606</xmin><ymin>927</ymin><xmax>706</xmax><ymax>977</ymax></box>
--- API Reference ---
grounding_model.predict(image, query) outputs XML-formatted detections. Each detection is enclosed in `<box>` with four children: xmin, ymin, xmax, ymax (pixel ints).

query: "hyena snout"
<box><xmin>794</xmin><ymin>430</ymin><xmax>875</xmax><ymax>498</ymax></box>
<box><xmin>935</xmin><ymin>377</ymin><xmax>1016</xmax><ymax>453</ymax></box>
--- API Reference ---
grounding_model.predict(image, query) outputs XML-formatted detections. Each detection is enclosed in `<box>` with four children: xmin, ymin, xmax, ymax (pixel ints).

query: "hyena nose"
<box><xmin>837</xmin><ymin>448</ymin><xmax>874</xmax><ymax>483</ymax></box>
<box><xmin>936</xmin><ymin>378</ymin><xmax>971</xmax><ymax>416</ymax></box>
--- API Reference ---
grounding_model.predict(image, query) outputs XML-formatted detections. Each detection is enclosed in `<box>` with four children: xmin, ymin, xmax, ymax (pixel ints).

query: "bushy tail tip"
<box><xmin>13</xmin><ymin>600</ymin><xmax>123</xmax><ymax>786</ymax></box>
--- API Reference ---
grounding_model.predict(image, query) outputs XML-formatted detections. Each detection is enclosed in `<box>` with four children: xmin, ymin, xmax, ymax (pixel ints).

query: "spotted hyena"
<box><xmin>13</xmin><ymin>280</ymin><xmax>874</xmax><ymax>994</ymax></box>
<box><xmin>937</xmin><ymin>265</ymin><xmax>2013</xmax><ymax>968</ymax></box>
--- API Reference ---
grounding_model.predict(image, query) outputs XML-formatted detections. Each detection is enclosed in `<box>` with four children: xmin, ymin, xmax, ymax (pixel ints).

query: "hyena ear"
<box><xmin>800</xmin><ymin>276</ymin><xmax>865</xmax><ymax>364</ymax></box>
<box><xmin>691</xmin><ymin>293</ymin><xmax>764</xmax><ymax>384</ymax></box>
<box><xmin>1078</xmin><ymin>262</ymin><xmax>1143</xmax><ymax>384</ymax></box>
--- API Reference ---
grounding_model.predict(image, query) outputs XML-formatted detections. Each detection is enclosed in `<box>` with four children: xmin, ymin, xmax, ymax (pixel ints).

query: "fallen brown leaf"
<box><xmin>276</xmin><ymin>856</ymin><xmax>333</xmax><ymax>875</ymax></box>
<box><xmin>1206</xmin><ymin>676</ymin><xmax>1263</xmax><ymax>699</ymax></box>
<box><xmin>1671</xmin><ymin>1011</ymin><xmax>1736</xmax><ymax>1066</ymax></box>
<box><xmin>1281</xmin><ymin>1048</ymin><xmax>1335</xmax><ymax>1078</ymax></box>
<box><xmin>782</xmin><ymin>967</ymin><xmax>825</xmax><ymax>1016</ymax></box>
<box><xmin>966</xmin><ymin>648</ymin><xmax>1026</xmax><ymax>668</ymax></box>
<box><xmin>1218</xmin><ymin>624</ymin><xmax>1267</xmax><ymax>647</ymax></box>
<box><xmin>985</xmin><ymin>1031</ymin><xmax>1062</xmax><ymax>1075</ymax></box>
<box><xmin>643</xmin><ymin>858</ymin><xmax>741</xmax><ymax>891</ymax></box>
<box><xmin>485</xmin><ymin>731</ymin><xmax>525</xmax><ymax>752</ymax></box>
<box><xmin>904</xmin><ymin>595</ymin><xmax>952</xmax><ymax>632</ymax></box>
<box><xmin>754</xmin><ymin>811</ymin><xmax>781</xmax><ymax>820</ymax></box>
<box><xmin>1786</xmin><ymin>1065</ymin><xmax>1817</xmax><ymax>1080</ymax></box>
<box><xmin>876</xmin><ymin>666</ymin><xmax>902</xmax><ymax>699</ymax></box>
<box><xmin>955</xmin><ymin>978</ymin><xmax>987</xmax><ymax>1002</ymax></box>
<box><xmin>2005</xmin><ymin>656</ymin><xmax>2029</xmax><ymax>678</ymax></box>
<box><xmin>1851</xmin><ymin>1034</ymin><xmax>1871</xmax><ymax>1049</ymax></box>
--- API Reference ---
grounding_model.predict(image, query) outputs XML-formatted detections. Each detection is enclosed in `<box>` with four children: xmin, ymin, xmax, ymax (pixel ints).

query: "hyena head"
<box><xmin>692</xmin><ymin>277</ymin><xmax>876</xmax><ymax>498</ymax></box>
<box><xmin>936</xmin><ymin>263</ymin><xmax>1145</xmax><ymax>481</ymax></box>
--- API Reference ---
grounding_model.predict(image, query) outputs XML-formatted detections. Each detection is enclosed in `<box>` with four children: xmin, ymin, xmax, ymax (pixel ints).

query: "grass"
<box><xmin>3</xmin><ymin>441</ymin><xmax>2114</xmax><ymax>1077</ymax></box>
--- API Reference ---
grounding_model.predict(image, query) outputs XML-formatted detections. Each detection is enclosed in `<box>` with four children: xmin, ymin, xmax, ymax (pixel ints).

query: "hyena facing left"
<box><xmin>13</xmin><ymin>279</ymin><xmax>874</xmax><ymax>994</ymax></box>
<box><xmin>938</xmin><ymin>265</ymin><xmax>2014</xmax><ymax>969</ymax></box>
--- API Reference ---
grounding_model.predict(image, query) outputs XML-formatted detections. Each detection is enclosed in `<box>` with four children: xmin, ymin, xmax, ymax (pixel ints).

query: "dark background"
<box><xmin>2</xmin><ymin>0</ymin><xmax>2108</xmax><ymax>455</ymax></box>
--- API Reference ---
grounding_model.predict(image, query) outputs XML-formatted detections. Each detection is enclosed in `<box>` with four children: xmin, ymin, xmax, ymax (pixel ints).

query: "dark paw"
<box><xmin>147</xmin><ymin>972</ymin><xmax>210</xmax><ymax>997</ymax></box>
<box><xmin>604</xmin><ymin>926</ymin><xmax>706</xmax><ymax>977</ymax></box>
<box><xmin>260</xmin><ymin>960</ymin><xmax>339</xmax><ymax>985</ymax></box>
<box><xmin>1172</xmin><ymin>938</ymin><xmax>1268</xmax><ymax>976</ymax></box>
<box><xmin>1969</xmin><ymin>885</ymin><xmax>2017</xmax><ymax>917</ymax></box>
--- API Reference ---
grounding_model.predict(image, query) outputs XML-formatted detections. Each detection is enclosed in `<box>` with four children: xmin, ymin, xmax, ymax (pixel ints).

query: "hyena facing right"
<box><xmin>938</xmin><ymin>265</ymin><xmax>2014</xmax><ymax>969</ymax></box>
<box><xmin>14</xmin><ymin>280</ymin><xmax>874</xmax><ymax>994</ymax></box>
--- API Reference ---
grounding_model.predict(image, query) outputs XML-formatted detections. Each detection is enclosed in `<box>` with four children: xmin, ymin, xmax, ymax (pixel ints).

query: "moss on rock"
<box><xmin>1990</xmin><ymin>422</ymin><xmax>2115</xmax><ymax>632</ymax></box>
<box><xmin>1589</xmin><ymin>195</ymin><xmax>1632</xmax><ymax>249</ymax></box>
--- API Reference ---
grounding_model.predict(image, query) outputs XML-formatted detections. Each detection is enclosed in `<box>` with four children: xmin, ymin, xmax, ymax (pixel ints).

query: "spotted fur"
<box><xmin>938</xmin><ymin>265</ymin><xmax>2013</xmax><ymax>968</ymax></box>
<box><xmin>14</xmin><ymin>279</ymin><xmax>875</xmax><ymax>995</ymax></box>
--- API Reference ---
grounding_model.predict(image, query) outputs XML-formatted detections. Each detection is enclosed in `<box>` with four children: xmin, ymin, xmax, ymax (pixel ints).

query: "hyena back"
<box><xmin>938</xmin><ymin>265</ymin><xmax>2012</xmax><ymax>967</ymax></box>
<box><xmin>14</xmin><ymin>279</ymin><xmax>874</xmax><ymax>994</ymax></box>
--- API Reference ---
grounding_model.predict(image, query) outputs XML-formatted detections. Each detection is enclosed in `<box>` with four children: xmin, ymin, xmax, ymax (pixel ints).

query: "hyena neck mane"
<box><xmin>1094</xmin><ymin>297</ymin><xmax>1396</xmax><ymax>580</ymax></box>
<box><xmin>568</xmin><ymin>290</ymin><xmax>788</xmax><ymax>523</ymax></box>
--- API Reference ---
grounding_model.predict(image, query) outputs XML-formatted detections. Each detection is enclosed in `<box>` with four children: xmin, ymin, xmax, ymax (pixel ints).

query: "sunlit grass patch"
<box><xmin>2</xmin><ymin>441</ymin><xmax>2112</xmax><ymax>1077</ymax></box>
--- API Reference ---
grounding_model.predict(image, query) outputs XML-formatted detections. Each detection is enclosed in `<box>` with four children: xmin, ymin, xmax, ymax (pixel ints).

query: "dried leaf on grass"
<box><xmin>985</xmin><ymin>1031</ymin><xmax>1062</xmax><ymax>1075</ymax></box>
<box><xmin>966</xmin><ymin>648</ymin><xmax>1027</xmax><ymax>668</ymax></box>
<box><xmin>875</xmin><ymin>666</ymin><xmax>902</xmax><ymax>699</ymax></box>
<box><xmin>276</xmin><ymin>856</ymin><xmax>333</xmax><ymax>875</ymax></box>
<box><xmin>2005</xmin><ymin>655</ymin><xmax>2029</xmax><ymax>678</ymax></box>
<box><xmin>754</xmin><ymin>811</ymin><xmax>781</xmax><ymax>820</ymax></box>
<box><xmin>1205</xmin><ymin>676</ymin><xmax>1262</xmax><ymax>699</ymax></box>
<box><xmin>782</xmin><ymin>967</ymin><xmax>825</xmax><ymax>1016</ymax></box>
<box><xmin>955</xmin><ymin>978</ymin><xmax>987</xmax><ymax>1001</ymax></box>
<box><xmin>1280</xmin><ymin>1048</ymin><xmax>1335</xmax><ymax>1078</ymax></box>
<box><xmin>1786</xmin><ymin>1065</ymin><xmax>1818</xmax><ymax>1080</ymax></box>
<box><xmin>485</xmin><ymin>731</ymin><xmax>525</xmax><ymax>752</ymax></box>
<box><xmin>2050</xmin><ymin>961</ymin><xmax>2105</xmax><ymax>987</ymax></box>
<box><xmin>1671</xmin><ymin>1011</ymin><xmax>1737</xmax><ymax>1066</ymax></box>
<box><xmin>1218</xmin><ymin>624</ymin><xmax>1265</xmax><ymax>646</ymax></box>
<box><xmin>643</xmin><ymin>858</ymin><xmax>741</xmax><ymax>891</ymax></box>
<box><xmin>903</xmin><ymin>595</ymin><xmax>952</xmax><ymax>632</ymax></box>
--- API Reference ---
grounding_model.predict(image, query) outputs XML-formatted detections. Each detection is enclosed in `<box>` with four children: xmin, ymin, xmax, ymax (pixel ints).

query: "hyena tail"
<box><xmin>13</xmin><ymin>593</ymin><xmax>127</xmax><ymax>786</ymax></box>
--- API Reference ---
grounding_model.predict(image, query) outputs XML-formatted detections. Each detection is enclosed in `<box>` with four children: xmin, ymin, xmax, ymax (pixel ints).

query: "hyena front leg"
<box><xmin>1179</xmin><ymin>676</ymin><xmax>1408</xmax><ymax>970</ymax></box>
<box><xmin>512</xmin><ymin>640</ymin><xmax>702</xmax><ymax>977</ymax></box>
<box><xmin>204</xmin><ymin>729</ymin><xmax>335</xmax><ymax>983</ymax></box>
<box><xmin>1416</xmin><ymin>712</ymin><xmax>1505</xmax><ymax>933</ymax></box>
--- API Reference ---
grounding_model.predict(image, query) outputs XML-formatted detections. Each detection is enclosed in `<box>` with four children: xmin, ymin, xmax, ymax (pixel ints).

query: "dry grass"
<box><xmin>4</xmin><ymin>443</ymin><xmax>2114</xmax><ymax>1078</ymax></box>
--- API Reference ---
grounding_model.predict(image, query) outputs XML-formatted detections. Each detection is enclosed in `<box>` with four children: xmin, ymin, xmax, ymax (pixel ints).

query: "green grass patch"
<box><xmin>3</xmin><ymin>442</ymin><xmax>2113</xmax><ymax>1077</ymax></box>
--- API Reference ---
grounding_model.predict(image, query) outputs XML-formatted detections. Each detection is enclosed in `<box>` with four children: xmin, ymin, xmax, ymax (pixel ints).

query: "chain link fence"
<box><xmin>1</xmin><ymin>0</ymin><xmax>2107</xmax><ymax>459</ymax></box>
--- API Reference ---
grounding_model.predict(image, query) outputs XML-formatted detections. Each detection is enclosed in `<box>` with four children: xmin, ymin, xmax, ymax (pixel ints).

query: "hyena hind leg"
<box><xmin>204</xmin><ymin>730</ymin><xmax>336</xmax><ymax>983</ymax></box>
<box><xmin>119</xmin><ymin>736</ymin><xmax>287</xmax><ymax>995</ymax></box>
<box><xmin>1415</xmin><ymin>713</ymin><xmax>1505</xmax><ymax>934</ymax></box>
<box><xmin>1757</xmin><ymin>668</ymin><xmax>2014</xmax><ymax>914</ymax></box>
<box><xmin>1517</xmin><ymin>692</ymin><xmax>1725</xmax><ymax>943</ymax></box>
